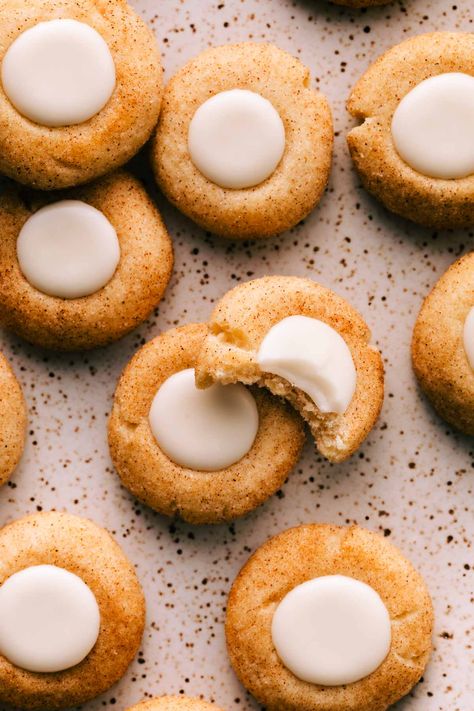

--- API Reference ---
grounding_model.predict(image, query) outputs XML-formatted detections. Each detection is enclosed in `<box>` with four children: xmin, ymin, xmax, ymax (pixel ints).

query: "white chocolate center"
<box><xmin>17</xmin><ymin>200</ymin><xmax>120</xmax><ymax>299</ymax></box>
<box><xmin>1</xmin><ymin>19</ymin><xmax>116</xmax><ymax>127</ymax></box>
<box><xmin>188</xmin><ymin>89</ymin><xmax>285</xmax><ymax>189</ymax></box>
<box><xmin>149</xmin><ymin>368</ymin><xmax>259</xmax><ymax>471</ymax></box>
<box><xmin>463</xmin><ymin>306</ymin><xmax>474</xmax><ymax>370</ymax></box>
<box><xmin>391</xmin><ymin>72</ymin><xmax>474</xmax><ymax>180</ymax></box>
<box><xmin>257</xmin><ymin>315</ymin><xmax>356</xmax><ymax>414</ymax></box>
<box><xmin>271</xmin><ymin>575</ymin><xmax>391</xmax><ymax>686</ymax></box>
<box><xmin>0</xmin><ymin>565</ymin><xmax>100</xmax><ymax>673</ymax></box>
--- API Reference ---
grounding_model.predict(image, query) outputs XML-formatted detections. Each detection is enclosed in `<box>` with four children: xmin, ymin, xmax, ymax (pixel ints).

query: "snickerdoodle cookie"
<box><xmin>126</xmin><ymin>696</ymin><xmax>224</xmax><ymax>711</ymax></box>
<box><xmin>195</xmin><ymin>276</ymin><xmax>384</xmax><ymax>463</ymax></box>
<box><xmin>226</xmin><ymin>524</ymin><xmax>433</xmax><ymax>711</ymax></box>
<box><xmin>0</xmin><ymin>352</ymin><xmax>27</xmax><ymax>486</ymax></box>
<box><xmin>347</xmin><ymin>33</ymin><xmax>474</xmax><ymax>228</ymax></box>
<box><xmin>0</xmin><ymin>511</ymin><xmax>145</xmax><ymax>710</ymax></box>
<box><xmin>152</xmin><ymin>42</ymin><xmax>333</xmax><ymax>239</ymax></box>
<box><xmin>109</xmin><ymin>323</ymin><xmax>305</xmax><ymax>524</ymax></box>
<box><xmin>0</xmin><ymin>170</ymin><xmax>173</xmax><ymax>351</ymax></box>
<box><xmin>0</xmin><ymin>0</ymin><xmax>162</xmax><ymax>190</ymax></box>
<box><xmin>412</xmin><ymin>252</ymin><xmax>474</xmax><ymax>434</ymax></box>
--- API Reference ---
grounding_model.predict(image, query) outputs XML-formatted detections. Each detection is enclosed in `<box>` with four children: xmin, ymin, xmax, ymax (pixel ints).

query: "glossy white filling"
<box><xmin>391</xmin><ymin>72</ymin><xmax>474</xmax><ymax>180</ymax></box>
<box><xmin>271</xmin><ymin>575</ymin><xmax>392</xmax><ymax>686</ymax></box>
<box><xmin>0</xmin><ymin>565</ymin><xmax>100</xmax><ymax>673</ymax></box>
<box><xmin>17</xmin><ymin>200</ymin><xmax>120</xmax><ymax>299</ymax></box>
<box><xmin>1</xmin><ymin>19</ymin><xmax>116</xmax><ymax>127</ymax></box>
<box><xmin>257</xmin><ymin>315</ymin><xmax>356</xmax><ymax>414</ymax></box>
<box><xmin>149</xmin><ymin>368</ymin><xmax>259</xmax><ymax>471</ymax></box>
<box><xmin>188</xmin><ymin>89</ymin><xmax>285</xmax><ymax>189</ymax></box>
<box><xmin>463</xmin><ymin>306</ymin><xmax>474</xmax><ymax>370</ymax></box>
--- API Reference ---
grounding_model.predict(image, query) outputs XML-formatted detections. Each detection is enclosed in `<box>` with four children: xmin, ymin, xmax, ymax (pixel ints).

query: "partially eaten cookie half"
<box><xmin>195</xmin><ymin>275</ymin><xmax>384</xmax><ymax>463</ymax></box>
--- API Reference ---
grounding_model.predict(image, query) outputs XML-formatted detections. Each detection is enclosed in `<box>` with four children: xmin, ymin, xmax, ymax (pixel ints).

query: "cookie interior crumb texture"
<box><xmin>196</xmin><ymin>276</ymin><xmax>384</xmax><ymax>462</ymax></box>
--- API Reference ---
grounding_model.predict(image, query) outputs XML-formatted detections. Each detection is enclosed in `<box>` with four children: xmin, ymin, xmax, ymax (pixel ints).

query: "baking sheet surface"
<box><xmin>0</xmin><ymin>1</ymin><xmax>472</xmax><ymax>710</ymax></box>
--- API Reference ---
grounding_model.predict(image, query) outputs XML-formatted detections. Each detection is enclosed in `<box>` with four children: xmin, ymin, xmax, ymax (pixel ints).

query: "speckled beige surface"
<box><xmin>0</xmin><ymin>1</ymin><xmax>471</xmax><ymax>711</ymax></box>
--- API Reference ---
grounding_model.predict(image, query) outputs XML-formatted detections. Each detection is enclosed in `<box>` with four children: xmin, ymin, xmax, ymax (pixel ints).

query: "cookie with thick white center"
<box><xmin>152</xmin><ymin>43</ymin><xmax>333</xmax><ymax>239</ymax></box>
<box><xmin>126</xmin><ymin>696</ymin><xmax>225</xmax><ymax>711</ymax></box>
<box><xmin>195</xmin><ymin>276</ymin><xmax>384</xmax><ymax>463</ymax></box>
<box><xmin>347</xmin><ymin>32</ymin><xmax>474</xmax><ymax>229</ymax></box>
<box><xmin>0</xmin><ymin>170</ymin><xmax>173</xmax><ymax>350</ymax></box>
<box><xmin>0</xmin><ymin>0</ymin><xmax>162</xmax><ymax>190</ymax></box>
<box><xmin>108</xmin><ymin>323</ymin><xmax>305</xmax><ymax>524</ymax></box>
<box><xmin>226</xmin><ymin>524</ymin><xmax>433</xmax><ymax>711</ymax></box>
<box><xmin>0</xmin><ymin>353</ymin><xmax>27</xmax><ymax>486</ymax></box>
<box><xmin>0</xmin><ymin>511</ymin><xmax>145</xmax><ymax>710</ymax></box>
<box><xmin>412</xmin><ymin>252</ymin><xmax>474</xmax><ymax>434</ymax></box>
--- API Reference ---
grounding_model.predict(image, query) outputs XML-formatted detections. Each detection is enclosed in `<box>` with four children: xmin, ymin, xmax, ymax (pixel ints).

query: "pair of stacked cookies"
<box><xmin>109</xmin><ymin>275</ymin><xmax>384</xmax><ymax>523</ymax></box>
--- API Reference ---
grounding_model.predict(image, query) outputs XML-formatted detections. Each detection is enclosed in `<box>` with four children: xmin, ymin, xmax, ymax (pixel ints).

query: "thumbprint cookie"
<box><xmin>109</xmin><ymin>323</ymin><xmax>305</xmax><ymax>524</ymax></box>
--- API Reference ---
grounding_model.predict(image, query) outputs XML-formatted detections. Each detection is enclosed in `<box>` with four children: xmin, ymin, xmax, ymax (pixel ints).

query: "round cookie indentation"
<box><xmin>149</xmin><ymin>367</ymin><xmax>259</xmax><ymax>471</ymax></box>
<box><xmin>0</xmin><ymin>511</ymin><xmax>145</xmax><ymax>711</ymax></box>
<box><xmin>0</xmin><ymin>564</ymin><xmax>100</xmax><ymax>673</ymax></box>
<box><xmin>188</xmin><ymin>89</ymin><xmax>285</xmax><ymax>189</ymax></box>
<box><xmin>17</xmin><ymin>200</ymin><xmax>120</xmax><ymax>299</ymax></box>
<box><xmin>195</xmin><ymin>276</ymin><xmax>384</xmax><ymax>463</ymax></box>
<box><xmin>2</xmin><ymin>19</ymin><xmax>116</xmax><ymax>127</ymax></box>
<box><xmin>0</xmin><ymin>352</ymin><xmax>26</xmax><ymax>488</ymax></box>
<box><xmin>391</xmin><ymin>73</ymin><xmax>474</xmax><ymax>180</ymax></box>
<box><xmin>152</xmin><ymin>42</ymin><xmax>333</xmax><ymax>239</ymax></box>
<box><xmin>108</xmin><ymin>323</ymin><xmax>305</xmax><ymax>524</ymax></box>
<box><xmin>0</xmin><ymin>170</ymin><xmax>173</xmax><ymax>351</ymax></box>
<box><xmin>412</xmin><ymin>251</ymin><xmax>474</xmax><ymax>434</ymax></box>
<box><xmin>271</xmin><ymin>575</ymin><xmax>391</xmax><ymax>686</ymax></box>
<box><xmin>347</xmin><ymin>32</ymin><xmax>474</xmax><ymax>228</ymax></box>
<box><xmin>226</xmin><ymin>524</ymin><xmax>433</xmax><ymax>711</ymax></box>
